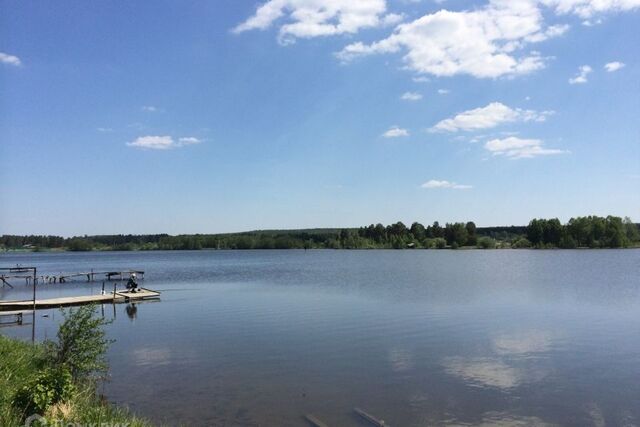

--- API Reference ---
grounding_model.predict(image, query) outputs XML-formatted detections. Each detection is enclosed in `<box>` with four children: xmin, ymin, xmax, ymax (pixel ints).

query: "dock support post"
<box><xmin>32</xmin><ymin>267</ymin><xmax>37</xmax><ymax>343</ymax></box>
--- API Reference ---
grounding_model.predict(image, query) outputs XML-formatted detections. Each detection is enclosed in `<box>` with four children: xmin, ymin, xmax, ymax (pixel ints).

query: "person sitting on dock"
<box><xmin>126</xmin><ymin>273</ymin><xmax>138</xmax><ymax>293</ymax></box>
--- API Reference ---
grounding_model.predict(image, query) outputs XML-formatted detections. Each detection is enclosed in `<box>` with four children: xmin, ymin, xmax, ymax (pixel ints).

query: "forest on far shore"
<box><xmin>1</xmin><ymin>215</ymin><xmax>638</xmax><ymax>252</ymax></box>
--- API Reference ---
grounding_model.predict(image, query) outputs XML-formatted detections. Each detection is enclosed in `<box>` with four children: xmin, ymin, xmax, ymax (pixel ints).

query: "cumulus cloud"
<box><xmin>568</xmin><ymin>64</ymin><xmax>592</xmax><ymax>84</ymax></box>
<box><xmin>0</xmin><ymin>52</ymin><xmax>22</xmax><ymax>66</ymax></box>
<box><xmin>336</xmin><ymin>1</ymin><xmax>569</xmax><ymax>78</ymax></box>
<box><xmin>421</xmin><ymin>179</ymin><xmax>472</xmax><ymax>189</ymax></box>
<box><xmin>400</xmin><ymin>91</ymin><xmax>422</xmax><ymax>101</ymax></box>
<box><xmin>335</xmin><ymin>0</ymin><xmax>640</xmax><ymax>79</ymax></box>
<box><xmin>604</xmin><ymin>61</ymin><xmax>625</xmax><ymax>72</ymax></box>
<box><xmin>232</xmin><ymin>0</ymin><xmax>399</xmax><ymax>44</ymax></box>
<box><xmin>430</xmin><ymin>102</ymin><xmax>553</xmax><ymax>132</ymax></box>
<box><xmin>484</xmin><ymin>136</ymin><xmax>567</xmax><ymax>158</ymax></box>
<box><xmin>127</xmin><ymin>135</ymin><xmax>202</xmax><ymax>150</ymax></box>
<box><xmin>438</xmin><ymin>89</ymin><xmax>450</xmax><ymax>95</ymax></box>
<box><xmin>541</xmin><ymin>0</ymin><xmax>640</xmax><ymax>18</ymax></box>
<box><xmin>382</xmin><ymin>126</ymin><xmax>410</xmax><ymax>137</ymax></box>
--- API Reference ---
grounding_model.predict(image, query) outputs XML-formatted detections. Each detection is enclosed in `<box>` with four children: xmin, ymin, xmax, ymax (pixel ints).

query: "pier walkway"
<box><xmin>0</xmin><ymin>288</ymin><xmax>160</xmax><ymax>311</ymax></box>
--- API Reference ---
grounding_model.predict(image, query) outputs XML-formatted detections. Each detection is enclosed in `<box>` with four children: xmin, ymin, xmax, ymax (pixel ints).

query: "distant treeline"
<box><xmin>1</xmin><ymin>216</ymin><xmax>638</xmax><ymax>251</ymax></box>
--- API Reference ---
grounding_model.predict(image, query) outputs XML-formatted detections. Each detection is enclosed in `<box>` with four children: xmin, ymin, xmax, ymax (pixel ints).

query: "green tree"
<box><xmin>445</xmin><ymin>223</ymin><xmax>469</xmax><ymax>246</ymax></box>
<box><xmin>465</xmin><ymin>221</ymin><xmax>477</xmax><ymax>246</ymax></box>
<box><xmin>387</xmin><ymin>222</ymin><xmax>408</xmax><ymax>238</ymax></box>
<box><xmin>623</xmin><ymin>217</ymin><xmax>639</xmax><ymax>243</ymax></box>
<box><xmin>410</xmin><ymin>222</ymin><xmax>426</xmax><ymax>241</ymax></box>
<box><xmin>604</xmin><ymin>216</ymin><xmax>628</xmax><ymax>248</ymax></box>
<box><xmin>527</xmin><ymin>219</ymin><xmax>544</xmax><ymax>246</ymax></box>
<box><xmin>543</xmin><ymin>218</ymin><xmax>563</xmax><ymax>246</ymax></box>
<box><xmin>47</xmin><ymin>305</ymin><xmax>112</xmax><ymax>381</ymax></box>
<box><xmin>429</xmin><ymin>221</ymin><xmax>444</xmax><ymax>238</ymax></box>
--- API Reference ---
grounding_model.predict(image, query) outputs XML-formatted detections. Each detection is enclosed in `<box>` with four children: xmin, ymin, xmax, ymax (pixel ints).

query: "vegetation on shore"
<box><xmin>1</xmin><ymin>215</ymin><xmax>638</xmax><ymax>252</ymax></box>
<box><xmin>0</xmin><ymin>305</ymin><xmax>150</xmax><ymax>427</ymax></box>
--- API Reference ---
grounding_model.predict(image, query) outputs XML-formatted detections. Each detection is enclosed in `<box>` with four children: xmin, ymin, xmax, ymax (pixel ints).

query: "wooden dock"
<box><xmin>2</xmin><ymin>269</ymin><xmax>144</xmax><ymax>285</ymax></box>
<box><xmin>354</xmin><ymin>408</ymin><xmax>388</xmax><ymax>427</ymax></box>
<box><xmin>0</xmin><ymin>288</ymin><xmax>160</xmax><ymax>311</ymax></box>
<box><xmin>54</xmin><ymin>270</ymin><xmax>145</xmax><ymax>283</ymax></box>
<box><xmin>0</xmin><ymin>310</ymin><xmax>33</xmax><ymax>325</ymax></box>
<box><xmin>304</xmin><ymin>414</ymin><xmax>330</xmax><ymax>427</ymax></box>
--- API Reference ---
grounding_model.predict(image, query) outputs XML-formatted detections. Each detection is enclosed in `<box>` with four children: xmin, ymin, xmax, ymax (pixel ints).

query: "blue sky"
<box><xmin>1</xmin><ymin>0</ymin><xmax>638</xmax><ymax>236</ymax></box>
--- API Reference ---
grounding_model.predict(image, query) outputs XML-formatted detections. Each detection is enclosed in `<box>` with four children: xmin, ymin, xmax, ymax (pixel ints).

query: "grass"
<box><xmin>0</xmin><ymin>335</ymin><xmax>152</xmax><ymax>427</ymax></box>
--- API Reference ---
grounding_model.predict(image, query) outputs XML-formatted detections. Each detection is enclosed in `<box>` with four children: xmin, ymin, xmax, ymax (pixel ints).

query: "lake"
<box><xmin>1</xmin><ymin>249</ymin><xmax>639</xmax><ymax>426</ymax></box>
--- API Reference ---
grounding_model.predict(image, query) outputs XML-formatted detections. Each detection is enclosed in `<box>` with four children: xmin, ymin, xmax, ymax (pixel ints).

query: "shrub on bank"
<box><xmin>0</xmin><ymin>305</ymin><xmax>152</xmax><ymax>427</ymax></box>
<box><xmin>477</xmin><ymin>237</ymin><xmax>497</xmax><ymax>249</ymax></box>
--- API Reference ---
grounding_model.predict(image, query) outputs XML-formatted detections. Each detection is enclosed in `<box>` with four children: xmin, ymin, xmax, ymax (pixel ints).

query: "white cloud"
<box><xmin>484</xmin><ymin>136</ymin><xmax>567</xmax><ymax>158</ymax></box>
<box><xmin>382</xmin><ymin>126</ymin><xmax>410</xmax><ymax>137</ymax></box>
<box><xmin>604</xmin><ymin>61</ymin><xmax>625</xmax><ymax>72</ymax></box>
<box><xmin>127</xmin><ymin>135</ymin><xmax>202</xmax><ymax>150</ymax></box>
<box><xmin>541</xmin><ymin>0</ymin><xmax>640</xmax><ymax>18</ymax></box>
<box><xmin>581</xmin><ymin>17</ymin><xmax>603</xmax><ymax>25</ymax></box>
<box><xmin>382</xmin><ymin>12</ymin><xmax>405</xmax><ymax>26</ymax></box>
<box><xmin>400</xmin><ymin>91</ymin><xmax>422</xmax><ymax>101</ymax></box>
<box><xmin>412</xmin><ymin>76</ymin><xmax>430</xmax><ymax>83</ymax></box>
<box><xmin>97</xmin><ymin>127</ymin><xmax>113</xmax><ymax>132</ymax></box>
<box><xmin>337</xmin><ymin>1</ymin><xmax>569</xmax><ymax>78</ymax></box>
<box><xmin>430</xmin><ymin>102</ymin><xmax>553</xmax><ymax>132</ymax></box>
<box><xmin>568</xmin><ymin>64</ymin><xmax>592</xmax><ymax>84</ymax></box>
<box><xmin>0</xmin><ymin>52</ymin><xmax>22</xmax><ymax>66</ymax></box>
<box><xmin>438</xmin><ymin>89</ymin><xmax>450</xmax><ymax>95</ymax></box>
<box><xmin>178</xmin><ymin>137</ymin><xmax>202</xmax><ymax>145</ymax></box>
<box><xmin>421</xmin><ymin>179</ymin><xmax>472</xmax><ymax>189</ymax></box>
<box><xmin>232</xmin><ymin>0</ymin><xmax>398</xmax><ymax>44</ymax></box>
<box><xmin>141</xmin><ymin>105</ymin><xmax>158</xmax><ymax>112</ymax></box>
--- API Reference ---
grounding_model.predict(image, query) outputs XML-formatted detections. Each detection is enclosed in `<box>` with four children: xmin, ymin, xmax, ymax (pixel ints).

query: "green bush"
<box><xmin>477</xmin><ymin>237</ymin><xmax>497</xmax><ymax>249</ymax></box>
<box><xmin>46</xmin><ymin>305</ymin><xmax>112</xmax><ymax>382</ymax></box>
<box><xmin>512</xmin><ymin>237</ymin><xmax>532</xmax><ymax>248</ymax></box>
<box><xmin>13</xmin><ymin>367</ymin><xmax>75</xmax><ymax>414</ymax></box>
<box><xmin>434</xmin><ymin>238</ymin><xmax>447</xmax><ymax>249</ymax></box>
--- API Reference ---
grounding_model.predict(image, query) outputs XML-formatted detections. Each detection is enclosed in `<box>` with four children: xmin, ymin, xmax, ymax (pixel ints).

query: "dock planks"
<box><xmin>0</xmin><ymin>288</ymin><xmax>160</xmax><ymax>311</ymax></box>
<box><xmin>354</xmin><ymin>408</ymin><xmax>388</xmax><ymax>427</ymax></box>
<box><xmin>304</xmin><ymin>414</ymin><xmax>330</xmax><ymax>427</ymax></box>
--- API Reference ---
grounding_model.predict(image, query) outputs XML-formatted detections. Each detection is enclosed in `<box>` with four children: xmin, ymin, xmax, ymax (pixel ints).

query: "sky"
<box><xmin>0</xmin><ymin>0</ymin><xmax>639</xmax><ymax>236</ymax></box>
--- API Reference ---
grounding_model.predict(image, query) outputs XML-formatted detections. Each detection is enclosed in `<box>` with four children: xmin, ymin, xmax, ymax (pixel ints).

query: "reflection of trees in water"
<box><xmin>125</xmin><ymin>303</ymin><xmax>137</xmax><ymax>320</ymax></box>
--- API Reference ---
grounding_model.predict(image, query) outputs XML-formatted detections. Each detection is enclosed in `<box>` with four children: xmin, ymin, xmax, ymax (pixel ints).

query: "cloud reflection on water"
<box><xmin>133</xmin><ymin>347</ymin><xmax>173</xmax><ymax>367</ymax></box>
<box><xmin>442</xmin><ymin>329</ymin><xmax>556</xmax><ymax>390</ymax></box>
<box><xmin>442</xmin><ymin>357</ymin><xmax>523</xmax><ymax>389</ymax></box>
<box><xmin>388</xmin><ymin>348</ymin><xmax>415</xmax><ymax>373</ymax></box>
<box><xmin>493</xmin><ymin>330</ymin><xmax>555</xmax><ymax>356</ymax></box>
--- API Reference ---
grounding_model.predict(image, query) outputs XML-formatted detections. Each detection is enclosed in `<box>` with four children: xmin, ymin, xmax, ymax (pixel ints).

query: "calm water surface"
<box><xmin>1</xmin><ymin>250</ymin><xmax>639</xmax><ymax>426</ymax></box>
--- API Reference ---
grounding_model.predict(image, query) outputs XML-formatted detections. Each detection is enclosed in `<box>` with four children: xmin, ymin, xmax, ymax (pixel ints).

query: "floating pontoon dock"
<box><xmin>0</xmin><ymin>288</ymin><xmax>160</xmax><ymax>311</ymax></box>
<box><xmin>354</xmin><ymin>408</ymin><xmax>388</xmax><ymax>427</ymax></box>
<box><xmin>304</xmin><ymin>414</ymin><xmax>330</xmax><ymax>427</ymax></box>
